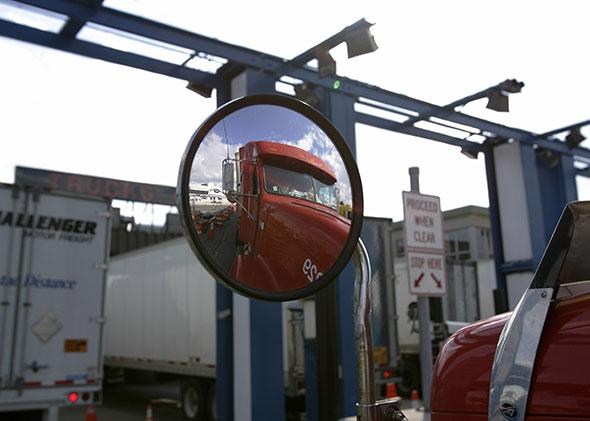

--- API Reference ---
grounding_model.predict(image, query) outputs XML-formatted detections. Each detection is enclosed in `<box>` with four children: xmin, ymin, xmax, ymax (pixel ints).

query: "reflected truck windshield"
<box><xmin>263</xmin><ymin>164</ymin><xmax>338</xmax><ymax>209</ymax></box>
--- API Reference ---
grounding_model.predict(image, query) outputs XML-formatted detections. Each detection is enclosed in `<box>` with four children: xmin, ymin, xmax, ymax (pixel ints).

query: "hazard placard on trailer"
<box><xmin>402</xmin><ymin>191</ymin><xmax>447</xmax><ymax>296</ymax></box>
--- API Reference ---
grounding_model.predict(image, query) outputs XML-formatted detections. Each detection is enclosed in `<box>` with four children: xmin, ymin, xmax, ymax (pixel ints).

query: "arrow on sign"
<box><xmin>431</xmin><ymin>273</ymin><xmax>442</xmax><ymax>288</ymax></box>
<box><xmin>414</xmin><ymin>272</ymin><xmax>424</xmax><ymax>288</ymax></box>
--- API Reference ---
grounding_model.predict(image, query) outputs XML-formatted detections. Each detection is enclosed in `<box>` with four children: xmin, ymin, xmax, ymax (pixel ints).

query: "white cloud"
<box><xmin>295</xmin><ymin>124</ymin><xmax>353</xmax><ymax>205</ymax></box>
<box><xmin>190</xmin><ymin>131</ymin><xmax>242</xmax><ymax>185</ymax></box>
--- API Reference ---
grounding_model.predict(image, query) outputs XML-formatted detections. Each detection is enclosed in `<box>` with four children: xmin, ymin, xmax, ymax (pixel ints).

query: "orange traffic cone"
<box><xmin>145</xmin><ymin>403</ymin><xmax>153</xmax><ymax>421</ymax></box>
<box><xmin>85</xmin><ymin>404</ymin><xmax>97</xmax><ymax>421</ymax></box>
<box><xmin>411</xmin><ymin>389</ymin><xmax>421</xmax><ymax>410</ymax></box>
<box><xmin>385</xmin><ymin>381</ymin><xmax>398</xmax><ymax>399</ymax></box>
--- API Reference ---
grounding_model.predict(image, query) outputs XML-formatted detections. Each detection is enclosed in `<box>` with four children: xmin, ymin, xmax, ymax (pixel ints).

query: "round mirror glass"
<box><xmin>178</xmin><ymin>95</ymin><xmax>363</xmax><ymax>301</ymax></box>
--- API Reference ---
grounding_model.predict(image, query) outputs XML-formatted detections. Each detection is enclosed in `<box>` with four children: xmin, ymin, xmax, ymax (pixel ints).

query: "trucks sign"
<box><xmin>15</xmin><ymin>166</ymin><xmax>176</xmax><ymax>206</ymax></box>
<box><xmin>402</xmin><ymin>191</ymin><xmax>446</xmax><ymax>296</ymax></box>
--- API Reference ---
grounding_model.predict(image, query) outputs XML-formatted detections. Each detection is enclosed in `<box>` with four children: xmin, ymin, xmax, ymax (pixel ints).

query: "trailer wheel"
<box><xmin>181</xmin><ymin>381</ymin><xmax>205</xmax><ymax>420</ymax></box>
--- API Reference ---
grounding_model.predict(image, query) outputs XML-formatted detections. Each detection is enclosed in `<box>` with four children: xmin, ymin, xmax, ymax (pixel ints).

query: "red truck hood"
<box><xmin>432</xmin><ymin>283</ymin><xmax>590</xmax><ymax>418</ymax></box>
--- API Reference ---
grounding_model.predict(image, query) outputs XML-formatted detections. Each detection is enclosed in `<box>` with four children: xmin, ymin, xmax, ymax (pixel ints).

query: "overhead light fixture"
<box><xmin>294</xmin><ymin>83</ymin><xmax>320</xmax><ymax>107</ymax></box>
<box><xmin>538</xmin><ymin>148</ymin><xmax>560</xmax><ymax>169</ymax></box>
<box><xmin>460</xmin><ymin>144</ymin><xmax>480</xmax><ymax>159</ymax></box>
<box><xmin>498</xmin><ymin>79</ymin><xmax>525</xmax><ymax>94</ymax></box>
<box><xmin>314</xmin><ymin>48</ymin><xmax>336</xmax><ymax>78</ymax></box>
<box><xmin>344</xmin><ymin>21</ymin><xmax>378</xmax><ymax>58</ymax></box>
<box><xmin>565</xmin><ymin>127</ymin><xmax>585</xmax><ymax>148</ymax></box>
<box><xmin>486</xmin><ymin>79</ymin><xmax>524</xmax><ymax>112</ymax></box>
<box><xmin>186</xmin><ymin>82</ymin><xmax>213</xmax><ymax>98</ymax></box>
<box><xmin>287</xmin><ymin>19</ymin><xmax>378</xmax><ymax>80</ymax></box>
<box><xmin>486</xmin><ymin>90</ymin><xmax>510</xmax><ymax>112</ymax></box>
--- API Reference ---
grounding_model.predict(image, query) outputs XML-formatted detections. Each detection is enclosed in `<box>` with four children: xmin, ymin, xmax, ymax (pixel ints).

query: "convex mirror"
<box><xmin>177</xmin><ymin>94</ymin><xmax>363</xmax><ymax>301</ymax></box>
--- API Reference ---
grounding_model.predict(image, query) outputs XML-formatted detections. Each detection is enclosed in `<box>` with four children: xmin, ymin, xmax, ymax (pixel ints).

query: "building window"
<box><xmin>476</xmin><ymin>228</ymin><xmax>493</xmax><ymax>259</ymax></box>
<box><xmin>445</xmin><ymin>228</ymin><xmax>471</xmax><ymax>262</ymax></box>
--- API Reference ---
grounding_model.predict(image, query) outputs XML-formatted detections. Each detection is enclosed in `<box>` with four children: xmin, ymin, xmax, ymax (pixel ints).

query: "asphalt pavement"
<box><xmin>59</xmin><ymin>383</ymin><xmax>429</xmax><ymax>421</ymax></box>
<box><xmin>59</xmin><ymin>382</ymin><xmax>185</xmax><ymax>421</ymax></box>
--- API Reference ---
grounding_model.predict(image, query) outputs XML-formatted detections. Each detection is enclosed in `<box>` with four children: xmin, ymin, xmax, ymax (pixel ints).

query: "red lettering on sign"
<box><xmin>431</xmin><ymin>273</ymin><xmax>442</xmax><ymax>288</ymax></box>
<box><xmin>414</xmin><ymin>272</ymin><xmax>424</xmax><ymax>288</ymax></box>
<box><xmin>407</xmin><ymin>198</ymin><xmax>438</xmax><ymax>213</ymax></box>
<box><xmin>427</xmin><ymin>258</ymin><xmax>442</xmax><ymax>270</ymax></box>
<box><xmin>413</xmin><ymin>231</ymin><xmax>435</xmax><ymax>243</ymax></box>
<box><xmin>67</xmin><ymin>176</ymin><xmax>83</xmax><ymax>193</ymax></box>
<box><xmin>414</xmin><ymin>215</ymin><xmax>434</xmax><ymax>227</ymax></box>
<box><xmin>140</xmin><ymin>185</ymin><xmax>154</xmax><ymax>201</ymax></box>
<box><xmin>120</xmin><ymin>182</ymin><xmax>133</xmax><ymax>199</ymax></box>
<box><xmin>49</xmin><ymin>173</ymin><xmax>62</xmax><ymax>189</ymax></box>
<box><xmin>410</xmin><ymin>256</ymin><xmax>425</xmax><ymax>268</ymax></box>
<box><xmin>105</xmin><ymin>180</ymin><xmax>118</xmax><ymax>197</ymax></box>
<box><xmin>86</xmin><ymin>178</ymin><xmax>101</xmax><ymax>195</ymax></box>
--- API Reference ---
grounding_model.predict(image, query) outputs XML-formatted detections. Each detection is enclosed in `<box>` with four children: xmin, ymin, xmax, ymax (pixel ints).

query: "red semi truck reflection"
<box><xmin>230</xmin><ymin>141</ymin><xmax>351</xmax><ymax>292</ymax></box>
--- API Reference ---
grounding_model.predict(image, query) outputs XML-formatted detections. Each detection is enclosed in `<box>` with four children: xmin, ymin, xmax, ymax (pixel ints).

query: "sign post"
<box><xmin>403</xmin><ymin>167</ymin><xmax>447</xmax><ymax>415</ymax></box>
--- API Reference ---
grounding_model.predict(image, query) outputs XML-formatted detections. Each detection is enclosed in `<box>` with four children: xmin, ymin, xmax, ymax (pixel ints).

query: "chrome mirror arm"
<box><xmin>353</xmin><ymin>240</ymin><xmax>407</xmax><ymax>421</ymax></box>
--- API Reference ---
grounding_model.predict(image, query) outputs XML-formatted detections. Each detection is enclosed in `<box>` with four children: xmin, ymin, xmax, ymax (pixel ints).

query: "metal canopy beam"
<box><xmin>0</xmin><ymin>19</ymin><xmax>215</xmax><ymax>86</ymax></box>
<box><xmin>541</xmin><ymin>118</ymin><xmax>590</xmax><ymax>138</ymax></box>
<box><xmin>401</xmin><ymin>79</ymin><xmax>516</xmax><ymax>128</ymax></box>
<box><xmin>6</xmin><ymin>0</ymin><xmax>590</xmax><ymax>161</ymax></box>
<box><xmin>355</xmin><ymin>112</ymin><xmax>484</xmax><ymax>151</ymax></box>
<box><xmin>59</xmin><ymin>0</ymin><xmax>104</xmax><ymax>37</ymax></box>
<box><xmin>16</xmin><ymin>0</ymin><xmax>282</xmax><ymax>73</ymax></box>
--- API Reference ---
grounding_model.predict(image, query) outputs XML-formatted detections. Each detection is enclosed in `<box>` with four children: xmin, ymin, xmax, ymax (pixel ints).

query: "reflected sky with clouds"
<box><xmin>190</xmin><ymin>104</ymin><xmax>352</xmax><ymax>204</ymax></box>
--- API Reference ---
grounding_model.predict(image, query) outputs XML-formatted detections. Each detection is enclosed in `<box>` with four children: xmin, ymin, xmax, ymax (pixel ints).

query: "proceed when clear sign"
<box><xmin>402</xmin><ymin>191</ymin><xmax>447</xmax><ymax>296</ymax></box>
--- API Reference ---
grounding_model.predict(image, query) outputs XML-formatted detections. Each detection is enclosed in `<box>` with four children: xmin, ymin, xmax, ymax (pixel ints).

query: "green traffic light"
<box><xmin>333</xmin><ymin>80</ymin><xmax>341</xmax><ymax>90</ymax></box>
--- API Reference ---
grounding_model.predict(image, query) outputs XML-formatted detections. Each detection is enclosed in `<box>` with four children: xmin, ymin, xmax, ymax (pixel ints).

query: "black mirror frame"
<box><xmin>177</xmin><ymin>94</ymin><xmax>364</xmax><ymax>302</ymax></box>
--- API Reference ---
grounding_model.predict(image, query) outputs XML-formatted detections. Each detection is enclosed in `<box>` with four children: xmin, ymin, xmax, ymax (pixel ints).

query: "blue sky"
<box><xmin>190</xmin><ymin>104</ymin><xmax>353</xmax><ymax>203</ymax></box>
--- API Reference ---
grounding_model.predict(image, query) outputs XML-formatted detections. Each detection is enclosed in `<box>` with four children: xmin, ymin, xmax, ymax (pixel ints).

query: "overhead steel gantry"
<box><xmin>2</xmin><ymin>1</ymin><xmax>589</xmax><ymax>420</ymax></box>
<box><xmin>3</xmin><ymin>0</ymin><xmax>589</xmax><ymax>159</ymax></box>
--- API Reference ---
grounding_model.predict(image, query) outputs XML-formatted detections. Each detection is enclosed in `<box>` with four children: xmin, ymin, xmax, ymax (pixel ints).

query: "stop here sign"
<box><xmin>407</xmin><ymin>251</ymin><xmax>446</xmax><ymax>296</ymax></box>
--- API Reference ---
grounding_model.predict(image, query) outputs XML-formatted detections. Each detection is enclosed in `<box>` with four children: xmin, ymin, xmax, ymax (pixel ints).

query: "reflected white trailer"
<box><xmin>0</xmin><ymin>184</ymin><xmax>110</xmax><ymax>420</ymax></box>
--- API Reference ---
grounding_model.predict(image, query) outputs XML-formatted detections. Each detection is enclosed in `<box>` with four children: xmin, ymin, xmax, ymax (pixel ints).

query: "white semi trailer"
<box><xmin>0</xmin><ymin>184</ymin><xmax>111</xmax><ymax>420</ymax></box>
<box><xmin>104</xmin><ymin>237</ymin><xmax>305</xmax><ymax>420</ymax></box>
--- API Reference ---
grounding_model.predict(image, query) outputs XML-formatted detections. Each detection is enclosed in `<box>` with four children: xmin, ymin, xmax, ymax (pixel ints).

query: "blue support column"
<box><xmin>329</xmin><ymin>92</ymin><xmax>359</xmax><ymax>418</ymax></box>
<box><xmin>250</xmin><ymin>300</ymin><xmax>285</xmax><ymax>419</ymax></box>
<box><xmin>520</xmin><ymin>143</ymin><xmax>578</xmax><ymax>262</ymax></box>
<box><xmin>483</xmin><ymin>144</ymin><xmax>507</xmax><ymax>296</ymax></box>
<box><xmin>216</xmin><ymin>283</ymin><xmax>234</xmax><ymax>420</ymax></box>
<box><xmin>306</xmin><ymin>89</ymin><xmax>358</xmax><ymax>421</ymax></box>
<box><xmin>518</xmin><ymin>144</ymin><xmax>548</xmax><ymax>266</ymax></box>
<box><xmin>304</xmin><ymin>337</ymin><xmax>319</xmax><ymax>420</ymax></box>
<box><xmin>215</xmin><ymin>77</ymin><xmax>234</xmax><ymax>421</ymax></box>
<box><xmin>215</xmin><ymin>67</ymin><xmax>284</xmax><ymax>421</ymax></box>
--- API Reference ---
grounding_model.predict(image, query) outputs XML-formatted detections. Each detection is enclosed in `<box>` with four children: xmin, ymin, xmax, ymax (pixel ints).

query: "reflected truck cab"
<box><xmin>230</xmin><ymin>141</ymin><xmax>350</xmax><ymax>291</ymax></box>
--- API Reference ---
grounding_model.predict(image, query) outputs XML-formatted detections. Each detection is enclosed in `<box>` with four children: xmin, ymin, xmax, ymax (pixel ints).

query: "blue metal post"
<box><xmin>215</xmin><ymin>67</ymin><xmax>284</xmax><ymax>421</ymax></box>
<box><xmin>329</xmin><ymin>92</ymin><xmax>359</xmax><ymax>417</ymax></box>
<box><xmin>520</xmin><ymin>143</ymin><xmax>577</xmax><ymax>264</ymax></box>
<box><xmin>250</xmin><ymin>300</ymin><xmax>285</xmax><ymax>420</ymax></box>
<box><xmin>483</xmin><ymin>144</ymin><xmax>507</xmax><ymax>296</ymax></box>
<box><xmin>304</xmin><ymin>337</ymin><xmax>319</xmax><ymax>420</ymax></box>
<box><xmin>519</xmin><ymin>144</ymin><xmax>550</xmax><ymax>265</ymax></box>
<box><xmin>215</xmin><ymin>76</ymin><xmax>234</xmax><ymax>421</ymax></box>
<box><xmin>216</xmin><ymin>283</ymin><xmax>234</xmax><ymax>420</ymax></box>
